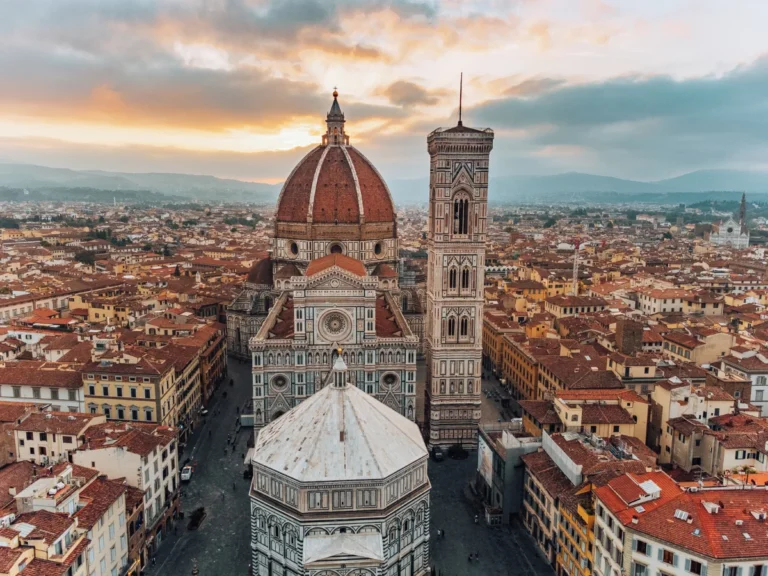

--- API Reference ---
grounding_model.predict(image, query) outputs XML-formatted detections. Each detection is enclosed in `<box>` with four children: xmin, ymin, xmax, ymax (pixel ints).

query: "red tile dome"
<box><xmin>275</xmin><ymin>145</ymin><xmax>395</xmax><ymax>225</ymax></box>
<box><xmin>275</xmin><ymin>92</ymin><xmax>396</xmax><ymax>229</ymax></box>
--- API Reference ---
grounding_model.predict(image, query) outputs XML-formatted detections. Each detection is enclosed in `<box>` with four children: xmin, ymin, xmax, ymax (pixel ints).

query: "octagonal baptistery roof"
<box><xmin>253</xmin><ymin>361</ymin><xmax>427</xmax><ymax>483</ymax></box>
<box><xmin>274</xmin><ymin>91</ymin><xmax>397</xmax><ymax>241</ymax></box>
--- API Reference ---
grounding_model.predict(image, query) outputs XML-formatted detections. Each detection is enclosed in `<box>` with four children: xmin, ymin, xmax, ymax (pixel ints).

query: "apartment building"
<box><xmin>544</xmin><ymin>295</ymin><xmax>608</xmax><ymax>319</ymax></box>
<box><xmin>722</xmin><ymin>347</ymin><xmax>768</xmax><ymax>416</ymax></box>
<box><xmin>595</xmin><ymin>472</ymin><xmax>768</xmax><ymax>576</ymax></box>
<box><xmin>13</xmin><ymin>412</ymin><xmax>106</xmax><ymax>466</ymax></box>
<box><xmin>74</xmin><ymin>477</ymin><xmax>128</xmax><ymax>576</ymax></box>
<box><xmin>72</xmin><ymin>422</ymin><xmax>180</xmax><ymax>559</ymax></box>
<box><xmin>82</xmin><ymin>351</ymin><xmax>175</xmax><ymax>426</ymax></box>
<box><xmin>0</xmin><ymin>361</ymin><xmax>85</xmax><ymax>411</ymax></box>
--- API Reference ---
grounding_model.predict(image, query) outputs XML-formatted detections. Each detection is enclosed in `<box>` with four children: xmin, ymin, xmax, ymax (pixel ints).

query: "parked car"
<box><xmin>181</xmin><ymin>466</ymin><xmax>193</xmax><ymax>482</ymax></box>
<box><xmin>431</xmin><ymin>446</ymin><xmax>444</xmax><ymax>462</ymax></box>
<box><xmin>200</xmin><ymin>409</ymin><xmax>209</xmax><ymax>416</ymax></box>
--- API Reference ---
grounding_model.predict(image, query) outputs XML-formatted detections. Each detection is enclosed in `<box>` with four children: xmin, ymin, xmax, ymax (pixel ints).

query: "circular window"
<box><xmin>727</xmin><ymin>227</ymin><xmax>734</xmax><ymax>233</ymax></box>
<box><xmin>374</xmin><ymin>242</ymin><xmax>382</xmax><ymax>256</ymax></box>
<box><xmin>324</xmin><ymin>312</ymin><xmax>347</xmax><ymax>336</ymax></box>
<box><xmin>272</xmin><ymin>376</ymin><xmax>287</xmax><ymax>390</ymax></box>
<box><xmin>383</xmin><ymin>374</ymin><xmax>397</xmax><ymax>385</ymax></box>
<box><xmin>290</xmin><ymin>242</ymin><xmax>299</xmax><ymax>256</ymax></box>
<box><xmin>318</xmin><ymin>310</ymin><xmax>352</xmax><ymax>342</ymax></box>
<box><xmin>329</xmin><ymin>243</ymin><xmax>343</xmax><ymax>254</ymax></box>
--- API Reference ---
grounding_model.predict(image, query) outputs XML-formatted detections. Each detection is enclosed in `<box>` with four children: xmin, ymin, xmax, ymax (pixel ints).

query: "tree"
<box><xmin>606</xmin><ymin>221</ymin><xmax>614</xmax><ymax>229</ymax></box>
<box><xmin>119</xmin><ymin>215</ymin><xmax>129</xmax><ymax>223</ymax></box>
<box><xmin>74</xmin><ymin>251</ymin><xmax>95</xmax><ymax>265</ymax></box>
<box><xmin>543</xmin><ymin>218</ymin><xmax>557</xmax><ymax>228</ymax></box>
<box><xmin>662</xmin><ymin>232</ymin><xmax>673</xmax><ymax>240</ymax></box>
<box><xmin>142</xmin><ymin>243</ymin><xmax>153</xmax><ymax>251</ymax></box>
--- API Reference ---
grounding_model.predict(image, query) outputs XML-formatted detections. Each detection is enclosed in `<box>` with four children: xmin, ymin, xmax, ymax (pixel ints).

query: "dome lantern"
<box><xmin>323</xmin><ymin>88</ymin><xmax>349</xmax><ymax>146</ymax></box>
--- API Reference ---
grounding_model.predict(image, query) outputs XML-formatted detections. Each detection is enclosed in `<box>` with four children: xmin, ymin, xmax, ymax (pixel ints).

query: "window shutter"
<box><xmin>701</xmin><ymin>564</ymin><xmax>707</xmax><ymax>576</ymax></box>
<box><xmin>685</xmin><ymin>559</ymin><xmax>691</xmax><ymax>572</ymax></box>
<box><xmin>633</xmin><ymin>537</ymin><xmax>638</xmax><ymax>551</ymax></box>
<box><xmin>738</xmin><ymin>568</ymin><xmax>744</xmax><ymax>576</ymax></box>
<box><xmin>646</xmin><ymin>543</ymin><xmax>652</xmax><ymax>557</ymax></box>
<box><xmin>673</xmin><ymin>554</ymin><xmax>679</xmax><ymax>567</ymax></box>
<box><xmin>658</xmin><ymin>549</ymin><xmax>663</xmax><ymax>562</ymax></box>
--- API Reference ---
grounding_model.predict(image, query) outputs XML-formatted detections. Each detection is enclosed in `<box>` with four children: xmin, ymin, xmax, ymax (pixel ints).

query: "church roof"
<box><xmin>275</xmin><ymin>263</ymin><xmax>302</xmax><ymax>279</ymax></box>
<box><xmin>246</xmin><ymin>257</ymin><xmax>273</xmax><ymax>285</ymax></box>
<box><xmin>371</xmin><ymin>263</ymin><xmax>398</xmax><ymax>278</ymax></box>
<box><xmin>306</xmin><ymin>253</ymin><xmax>366</xmax><ymax>277</ymax></box>
<box><xmin>252</xmin><ymin>375</ymin><xmax>427</xmax><ymax>483</ymax></box>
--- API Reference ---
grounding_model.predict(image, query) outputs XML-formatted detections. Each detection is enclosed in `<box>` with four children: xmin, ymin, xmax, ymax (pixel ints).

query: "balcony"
<box><xmin>577</xmin><ymin>502</ymin><xmax>595</xmax><ymax>529</ymax></box>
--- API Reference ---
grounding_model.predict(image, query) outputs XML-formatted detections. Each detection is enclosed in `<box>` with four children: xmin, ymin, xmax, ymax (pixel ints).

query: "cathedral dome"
<box><xmin>275</xmin><ymin>92</ymin><xmax>396</xmax><ymax>230</ymax></box>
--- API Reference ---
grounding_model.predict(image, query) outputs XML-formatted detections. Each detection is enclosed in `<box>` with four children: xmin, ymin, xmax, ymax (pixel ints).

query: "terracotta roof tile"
<box><xmin>305</xmin><ymin>254</ymin><xmax>366</xmax><ymax>277</ymax></box>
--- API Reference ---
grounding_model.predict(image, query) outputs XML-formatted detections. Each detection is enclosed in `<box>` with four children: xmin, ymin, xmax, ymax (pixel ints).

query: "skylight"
<box><xmin>674</xmin><ymin>509</ymin><xmax>689</xmax><ymax>521</ymax></box>
<box><xmin>634</xmin><ymin>505</ymin><xmax>646</xmax><ymax>513</ymax></box>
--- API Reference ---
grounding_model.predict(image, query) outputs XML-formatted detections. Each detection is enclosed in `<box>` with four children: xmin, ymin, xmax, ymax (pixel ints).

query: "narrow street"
<box><xmin>429</xmin><ymin>457</ymin><xmax>555</xmax><ymax>576</ymax></box>
<box><xmin>148</xmin><ymin>357</ymin><xmax>253</xmax><ymax>576</ymax></box>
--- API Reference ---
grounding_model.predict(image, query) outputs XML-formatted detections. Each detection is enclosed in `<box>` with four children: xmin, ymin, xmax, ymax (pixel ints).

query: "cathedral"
<box><xmin>710</xmin><ymin>192</ymin><xmax>749</xmax><ymax>248</ymax></box>
<box><xmin>227</xmin><ymin>89</ymin><xmax>493</xmax><ymax>445</ymax></box>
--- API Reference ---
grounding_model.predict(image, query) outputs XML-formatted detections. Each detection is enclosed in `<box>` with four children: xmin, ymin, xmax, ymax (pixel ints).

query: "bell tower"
<box><xmin>424</xmin><ymin>83</ymin><xmax>494</xmax><ymax>448</ymax></box>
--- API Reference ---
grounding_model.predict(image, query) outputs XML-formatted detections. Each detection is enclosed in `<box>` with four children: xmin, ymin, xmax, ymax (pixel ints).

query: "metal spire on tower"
<box><xmin>458</xmin><ymin>72</ymin><xmax>463</xmax><ymax>127</ymax></box>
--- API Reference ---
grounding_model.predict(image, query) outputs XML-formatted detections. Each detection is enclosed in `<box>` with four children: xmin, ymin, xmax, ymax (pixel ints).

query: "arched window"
<box><xmin>447</xmin><ymin>317</ymin><xmax>456</xmax><ymax>337</ymax></box>
<box><xmin>264</xmin><ymin>296</ymin><xmax>272</xmax><ymax>312</ymax></box>
<box><xmin>402</xmin><ymin>294</ymin><xmax>409</xmax><ymax>312</ymax></box>
<box><xmin>460</xmin><ymin>317</ymin><xmax>469</xmax><ymax>337</ymax></box>
<box><xmin>468</xmin><ymin>380</ymin><xmax>474</xmax><ymax>394</ymax></box>
<box><xmin>330</xmin><ymin>243</ymin><xmax>343</xmax><ymax>254</ymax></box>
<box><xmin>272</xmin><ymin>525</ymin><xmax>280</xmax><ymax>539</ymax></box>
<box><xmin>323</xmin><ymin>352</ymin><xmax>328</xmax><ymax>364</ymax></box>
<box><xmin>449</xmin><ymin>268</ymin><xmax>457</xmax><ymax>289</ymax></box>
<box><xmin>461</xmin><ymin>268</ymin><xmax>470</xmax><ymax>290</ymax></box>
<box><xmin>453</xmin><ymin>197</ymin><xmax>470</xmax><ymax>235</ymax></box>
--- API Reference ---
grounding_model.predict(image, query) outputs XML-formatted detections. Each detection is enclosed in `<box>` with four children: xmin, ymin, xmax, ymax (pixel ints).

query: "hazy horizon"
<box><xmin>2</xmin><ymin>1</ymin><xmax>768</xmax><ymax>185</ymax></box>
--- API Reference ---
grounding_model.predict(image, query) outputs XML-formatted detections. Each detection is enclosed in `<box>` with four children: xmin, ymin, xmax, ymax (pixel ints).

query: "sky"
<box><xmin>1</xmin><ymin>0</ymin><xmax>768</xmax><ymax>184</ymax></box>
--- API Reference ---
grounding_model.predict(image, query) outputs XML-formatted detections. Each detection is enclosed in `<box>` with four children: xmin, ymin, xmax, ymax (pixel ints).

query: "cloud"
<box><xmin>467</xmin><ymin>58</ymin><xmax>768</xmax><ymax>178</ymax></box>
<box><xmin>377</xmin><ymin>80</ymin><xmax>449</xmax><ymax>107</ymax></box>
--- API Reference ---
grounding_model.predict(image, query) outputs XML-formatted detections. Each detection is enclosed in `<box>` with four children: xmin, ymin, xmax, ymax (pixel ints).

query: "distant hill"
<box><xmin>3</xmin><ymin>162</ymin><xmax>768</xmax><ymax>205</ymax></box>
<box><xmin>388</xmin><ymin>170</ymin><xmax>768</xmax><ymax>205</ymax></box>
<box><xmin>0</xmin><ymin>163</ymin><xmax>280</xmax><ymax>203</ymax></box>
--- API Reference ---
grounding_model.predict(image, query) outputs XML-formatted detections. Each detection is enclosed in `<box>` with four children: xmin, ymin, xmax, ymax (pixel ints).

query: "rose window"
<box><xmin>324</xmin><ymin>313</ymin><xmax>347</xmax><ymax>335</ymax></box>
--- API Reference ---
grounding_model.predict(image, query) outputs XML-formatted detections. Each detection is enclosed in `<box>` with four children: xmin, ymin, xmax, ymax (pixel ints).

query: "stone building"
<box><xmin>249</xmin><ymin>356</ymin><xmax>431</xmax><ymax>576</ymax></box>
<box><xmin>424</xmin><ymin>116</ymin><xmax>494</xmax><ymax>448</ymax></box>
<box><xmin>709</xmin><ymin>192</ymin><xmax>749</xmax><ymax>248</ymax></box>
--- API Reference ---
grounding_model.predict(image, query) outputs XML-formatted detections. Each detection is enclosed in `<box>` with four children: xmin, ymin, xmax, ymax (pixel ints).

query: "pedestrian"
<box><xmin>152</xmin><ymin>556</ymin><xmax>156</xmax><ymax>566</ymax></box>
<box><xmin>221</xmin><ymin>492</ymin><xmax>225</xmax><ymax>501</ymax></box>
<box><xmin>441</xmin><ymin>528</ymin><xmax>445</xmax><ymax>539</ymax></box>
<box><xmin>436</xmin><ymin>528</ymin><xmax>441</xmax><ymax>538</ymax></box>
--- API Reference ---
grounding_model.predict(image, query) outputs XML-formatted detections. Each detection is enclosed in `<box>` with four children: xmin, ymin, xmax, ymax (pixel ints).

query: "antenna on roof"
<box><xmin>458</xmin><ymin>72</ymin><xmax>463</xmax><ymax>127</ymax></box>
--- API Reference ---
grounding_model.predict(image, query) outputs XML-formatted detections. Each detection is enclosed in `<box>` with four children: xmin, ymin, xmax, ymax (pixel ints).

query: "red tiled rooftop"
<box><xmin>306</xmin><ymin>254</ymin><xmax>366</xmax><ymax>277</ymax></box>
